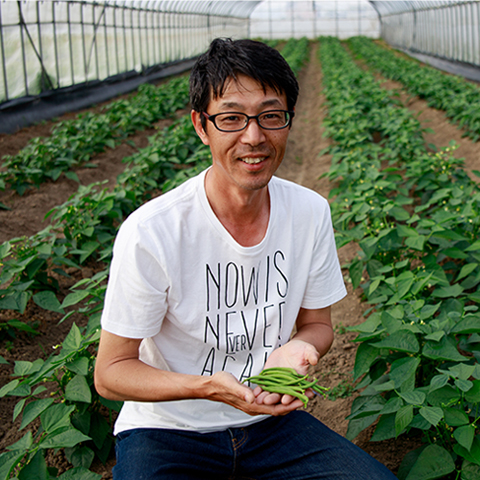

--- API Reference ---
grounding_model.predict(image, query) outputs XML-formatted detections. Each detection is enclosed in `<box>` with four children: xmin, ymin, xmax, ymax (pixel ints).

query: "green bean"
<box><xmin>242</xmin><ymin>367</ymin><xmax>330</xmax><ymax>407</ymax></box>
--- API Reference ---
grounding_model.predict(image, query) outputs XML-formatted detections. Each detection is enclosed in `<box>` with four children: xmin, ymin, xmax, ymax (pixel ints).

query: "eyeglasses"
<box><xmin>202</xmin><ymin>110</ymin><xmax>295</xmax><ymax>132</ymax></box>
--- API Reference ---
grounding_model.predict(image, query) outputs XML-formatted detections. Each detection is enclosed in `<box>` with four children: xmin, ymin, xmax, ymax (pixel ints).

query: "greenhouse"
<box><xmin>1</xmin><ymin>1</ymin><xmax>480</xmax><ymax>480</ymax></box>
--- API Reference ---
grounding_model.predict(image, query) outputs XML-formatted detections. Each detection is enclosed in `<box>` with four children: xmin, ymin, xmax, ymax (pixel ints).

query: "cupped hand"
<box><xmin>253</xmin><ymin>339</ymin><xmax>320</xmax><ymax>406</ymax></box>
<box><xmin>206</xmin><ymin>371</ymin><xmax>302</xmax><ymax>416</ymax></box>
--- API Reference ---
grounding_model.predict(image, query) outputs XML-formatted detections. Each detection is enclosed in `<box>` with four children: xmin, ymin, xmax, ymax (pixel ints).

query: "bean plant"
<box><xmin>347</xmin><ymin>36</ymin><xmax>480</xmax><ymax>143</ymax></box>
<box><xmin>320</xmin><ymin>36</ymin><xmax>480</xmax><ymax>480</ymax></box>
<box><xmin>0</xmin><ymin>76</ymin><xmax>190</xmax><ymax>195</ymax></box>
<box><xmin>0</xmin><ymin>115</ymin><xmax>211</xmax><ymax>479</ymax></box>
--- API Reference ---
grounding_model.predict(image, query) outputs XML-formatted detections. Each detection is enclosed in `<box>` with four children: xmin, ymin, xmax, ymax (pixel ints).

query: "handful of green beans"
<box><xmin>243</xmin><ymin>367</ymin><xmax>329</xmax><ymax>407</ymax></box>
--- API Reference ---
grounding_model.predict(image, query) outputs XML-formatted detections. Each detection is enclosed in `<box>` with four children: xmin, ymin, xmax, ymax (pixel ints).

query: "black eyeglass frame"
<box><xmin>202</xmin><ymin>110</ymin><xmax>295</xmax><ymax>132</ymax></box>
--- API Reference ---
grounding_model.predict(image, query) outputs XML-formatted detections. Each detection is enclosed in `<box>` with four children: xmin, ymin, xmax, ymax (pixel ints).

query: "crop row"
<box><xmin>319</xmin><ymin>36</ymin><xmax>480</xmax><ymax>480</ymax></box>
<box><xmin>347</xmin><ymin>36</ymin><xmax>480</xmax><ymax>142</ymax></box>
<box><xmin>279</xmin><ymin>37</ymin><xmax>310</xmax><ymax>76</ymax></box>
<box><xmin>0</xmin><ymin>75</ymin><xmax>190</xmax><ymax>196</ymax></box>
<box><xmin>0</xmin><ymin>37</ymin><xmax>311</xmax><ymax>479</ymax></box>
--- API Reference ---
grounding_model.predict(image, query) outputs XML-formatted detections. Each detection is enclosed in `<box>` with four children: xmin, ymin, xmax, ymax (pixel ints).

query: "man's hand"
<box><xmin>253</xmin><ymin>339</ymin><xmax>319</xmax><ymax>407</ymax></box>
<box><xmin>206</xmin><ymin>371</ymin><xmax>304</xmax><ymax>416</ymax></box>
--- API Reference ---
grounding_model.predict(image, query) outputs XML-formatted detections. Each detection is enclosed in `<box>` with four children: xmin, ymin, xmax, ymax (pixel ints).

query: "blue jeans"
<box><xmin>113</xmin><ymin>411</ymin><xmax>397</xmax><ymax>480</ymax></box>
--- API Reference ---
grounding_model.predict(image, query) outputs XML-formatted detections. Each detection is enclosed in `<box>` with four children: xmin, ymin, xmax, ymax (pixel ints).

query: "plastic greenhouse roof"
<box><xmin>369</xmin><ymin>0</ymin><xmax>475</xmax><ymax>16</ymax></box>
<box><xmin>102</xmin><ymin>1</ymin><xmax>262</xmax><ymax>17</ymax></box>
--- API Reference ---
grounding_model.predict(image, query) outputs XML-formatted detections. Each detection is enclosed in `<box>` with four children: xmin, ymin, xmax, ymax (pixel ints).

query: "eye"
<box><xmin>223</xmin><ymin>114</ymin><xmax>242</xmax><ymax>122</ymax></box>
<box><xmin>262</xmin><ymin>111</ymin><xmax>282</xmax><ymax>120</ymax></box>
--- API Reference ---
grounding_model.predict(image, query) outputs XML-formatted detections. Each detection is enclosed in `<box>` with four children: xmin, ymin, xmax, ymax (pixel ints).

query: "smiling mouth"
<box><xmin>241</xmin><ymin>157</ymin><xmax>267</xmax><ymax>165</ymax></box>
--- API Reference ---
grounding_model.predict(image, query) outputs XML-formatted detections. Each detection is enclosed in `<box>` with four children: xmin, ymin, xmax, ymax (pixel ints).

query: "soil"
<box><xmin>1</xmin><ymin>41</ymin><xmax>480</xmax><ymax>478</ymax></box>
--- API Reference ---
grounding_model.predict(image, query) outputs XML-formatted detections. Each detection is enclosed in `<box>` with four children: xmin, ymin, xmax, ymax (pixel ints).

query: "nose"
<box><xmin>240</xmin><ymin>118</ymin><xmax>267</xmax><ymax>146</ymax></box>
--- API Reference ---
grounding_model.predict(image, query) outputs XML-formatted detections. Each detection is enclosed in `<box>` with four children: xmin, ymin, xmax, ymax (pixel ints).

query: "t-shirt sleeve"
<box><xmin>101</xmin><ymin>217</ymin><xmax>169</xmax><ymax>339</ymax></box>
<box><xmin>301</xmin><ymin>198</ymin><xmax>347</xmax><ymax>309</ymax></box>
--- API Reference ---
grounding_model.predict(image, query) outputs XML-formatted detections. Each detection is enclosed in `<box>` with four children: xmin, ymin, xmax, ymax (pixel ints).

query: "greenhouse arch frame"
<box><xmin>1</xmin><ymin>1</ymin><xmax>479</xmax><ymax>134</ymax></box>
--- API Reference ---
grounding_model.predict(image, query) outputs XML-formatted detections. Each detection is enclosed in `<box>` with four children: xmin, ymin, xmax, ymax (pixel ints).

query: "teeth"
<box><xmin>242</xmin><ymin>157</ymin><xmax>265</xmax><ymax>165</ymax></box>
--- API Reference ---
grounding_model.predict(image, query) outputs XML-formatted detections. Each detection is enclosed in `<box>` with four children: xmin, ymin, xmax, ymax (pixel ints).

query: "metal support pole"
<box><xmin>0</xmin><ymin>2</ymin><xmax>8</xmax><ymax>101</ymax></box>
<box><xmin>67</xmin><ymin>2</ymin><xmax>74</xmax><ymax>84</ymax></box>
<box><xmin>52</xmin><ymin>1</ymin><xmax>60</xmax><ymax>87</ymax></box>
<box><xmin>103</xmin><ymin>4</ymin><xmax>110</xmax><ymax>77</ymax></box>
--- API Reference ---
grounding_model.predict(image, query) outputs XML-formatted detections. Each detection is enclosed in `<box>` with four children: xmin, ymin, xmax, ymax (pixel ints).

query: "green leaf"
<box><xmin>353</xmin><ymin>342</ymin><xmax>379</xmax><ymax>381</ymax></box>
<box><xmin>419</xmin><ymin>406</ymin><xmax>443</xmax><ymax>426</ymax></box>
<box><xmin>13</xmin><ymin>398</ymin><xmax>27</xmax><ymax>422</ymax></box>
<box><xmin>380</xmin><ymin>397</ymin><xmax>404</xmax><ymax>415</ymax></box>
<box><xmin>6</xmin><ymin>430</ymin><xmax>33</xmax><ymax>452</ymax></box>
<box><xmin>349</xmin><ymin>257</ymin><xmax>364</xmax><ymax>290</ymax></box>
<box><xmin>62</xmin><ymin>323</ymin><xmax>83</xmax><ymax>353</ymax></box>
<box><xmin>65</xmin><ymin>445</ymin><xmax>95</xmax><ymax>469</ymax></box>
<box><xmin>447</xmin><ymin>363</ymin><xmax>476</xmax><ymax>381</ymax></box>
<box><xmin>41</xmin><ymin>403</ymin><xmax>75</xmax><ymax>433</ymax></box>
<box><xmin>444</xmin><ymin>407</ymin><xmax>470</xmax><ymax>427</ymax></box>
<box><xmin>20</xmin><ymin>398</ymin><xmax>55</xmax><ymax>430</ymax></box>
<box><xmin>429</xmin><ymin>374</ymin><xmax>450</xmax><ymax>391</ymax></box>
<box><xmin>405</xmin><ymin>235</ymin><xmax>426</xmax><ymax>251</ymax></box>
<box><xmin>427</xmin><ymin>385</ymin><xmax>461</xmax><ymax>407</ymax></box>
<box><xmin>390</xmin><ymin>357</ymin><xmax>420</xmax><ymax>389</ymax></box>
<box><xmin>61</xmin><ymin>290</ymin><xmax>90</xmax><ymax>309</ymax></box>
<box><xmin>57</xmin><ymin>467</ymin><xmax>102</xmax><ymax>480</ymax></box>
<box><xmin>0</xmin><ymin>450</ymin><xmax>26</xmax><ymax>480</ymax></box>
<box><xmin>454</xmin><ymin>435</ymin><xmax>480</xmax><ymax>465</ymax></box>
<box><xmin>395</xmin><ymin>404</ymin><xmax>413</xmax><ymax>437</ymax></box>
<box><xmin>455</xmin><ymin>378</ymin><xmax>473</xmax><ymax>392</ymax></box>
<box><xmin>424</xmin><ymin>331</ymin><xmax>444</xmax><ymax>341</ymax></box>
<box><xmin>390</xmin><ymin>206</ymin><xmax>410</xmax><ymax>221</ymax></box>
<box><xmin>422</xmin><ymin>336</ymin><xmax>469</xmax><ymax>362</ymax></box>
<box><xmin>0</xmin><ymin>379</ymin><xmax>19</xmax><ymax>398</ymax></box>
<box><xmin>465</xmin><ymin>380</ymin><xmax>480</xmax><ymax>403</ymax></box>
<box><xmin>455</xmin><ymin>425</ymin><xmax>476</xmax><ymax>452</ymax></box>
<box><xmin>371</xmin><ymin>330</ymin><xmax>419</xmax><ymax>353</ymax></box>
<box><xmin>33</xmin><ymin>291</ymin><xmax>64</xmax><ymax>314</ymax></box>
<box><xmin>89</xmin><ymin>412</ymin><xmax>110</xmax><ymax>450</ymax></box>
<box><xmin>419</xmin><ymin>303</ymin><xmax>441</xmax><ymax>320</ymax></box>
<box><xmin>345</xmin><ymin>413</ymin><xmax>378</xmax><ymax>441</ymax></box>
<box><xmin>39</xmin><ymin>428</ymin><xmax>91</xmax><ymax>449</ymax></box>
<box><xmin>461</xmin><ymin>460</ymin><xmax>480</xmax><ymax>480</ymax></box>
<box><xmin>457</xmin><ymin>264</ymin><xmax>479</xmax><ymax>281</ymax></box>
<box><xmin>451</xmin><ymin>315</ymin><xmax>480</xmax><ymax>334</ymax></box>
<box><xmin>370</xmin><ymin>413</ymin><xmax>396</xmax><ymax>441</ymax></box>
<box><xmin>431</xmin><ymin>283</ymin><xmax>464</xmax><ymax>298</ymax></box>
<box><xmin>65</xmin><ymin>375</ymin><xmax>92</xmax><ymax>404</ymax></box>
<box><xmin>64</xmin><ymin>171</ymin><xmax>80</xmax><ymax>183</ymax></box>
<box><xmin>18</xmin><ymin>450</ymin><xmax>48</xmax><ymax>480</ymax></box>
<box><xmin>66</xmin><ymin>356</ymin><xmax>90</xmax><ymax>376</ymax></box>
<box><xmin>405</xmin><ymin>444</ymin><xmax>455</xmax><ymax>480</ymax></box>
<box><xmin>398</xmin><ymin>390</ymin><xmax>426</xmax><ymax>405</ymax></box>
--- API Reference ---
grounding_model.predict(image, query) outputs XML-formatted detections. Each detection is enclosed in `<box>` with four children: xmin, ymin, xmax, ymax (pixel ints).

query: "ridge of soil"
<box><xmin>1</xmin><ymin>41</ymin><xmax>480</xmax><ymax>478</ymax></box>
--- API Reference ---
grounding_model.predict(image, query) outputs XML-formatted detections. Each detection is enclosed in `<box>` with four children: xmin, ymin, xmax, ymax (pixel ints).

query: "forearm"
<box><xmin>94</xmin><ymin>358</ymin><xmax>211</xmax><ymax>403</ymax></box>
<box><xmin>292</xmin><ymin>321</ymin><xmax>334</xmax><ymax>359</ymax></box>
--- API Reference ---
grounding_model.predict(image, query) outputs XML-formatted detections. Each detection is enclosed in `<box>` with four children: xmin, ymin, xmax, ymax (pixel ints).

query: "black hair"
<box><xmin>190</xmin><ymin>38</ymin><xmax>299</xmax><ymax>127</ymax></box>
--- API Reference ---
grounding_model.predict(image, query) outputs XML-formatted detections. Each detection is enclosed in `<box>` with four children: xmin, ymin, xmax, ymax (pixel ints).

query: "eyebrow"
<box><xmin>218</xmin><ymin>98</ymin><xmax>284</xmax><ymax>111</ymax></box>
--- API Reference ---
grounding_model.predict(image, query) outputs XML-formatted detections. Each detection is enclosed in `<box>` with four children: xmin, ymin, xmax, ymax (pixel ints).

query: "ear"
<box><xmin>191</xmin><ymin>110</ymin><xmax>210</xmax><ymax>146</ymax></box>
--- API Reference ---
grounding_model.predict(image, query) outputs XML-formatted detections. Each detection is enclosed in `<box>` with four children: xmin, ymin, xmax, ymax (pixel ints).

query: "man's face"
<box><xmin>192</xmin><ymin>74</ymin><xmax>291</xmax><ymax>193</ymax></box>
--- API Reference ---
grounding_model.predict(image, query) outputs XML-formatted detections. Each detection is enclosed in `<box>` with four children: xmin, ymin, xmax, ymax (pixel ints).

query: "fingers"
<box><xmin>305</xmin><ymin>344</ymin><xmax>320</xmax><ymax>367</ymax></box>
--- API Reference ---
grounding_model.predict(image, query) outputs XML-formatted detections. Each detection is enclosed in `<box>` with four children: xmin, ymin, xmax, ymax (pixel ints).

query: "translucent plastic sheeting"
<box><xmin>370</xmin><ymin>0</ymin><xmax>480</xmax><ymax>66</ymax></box>
<box><xmin>250</xmin><ymin>1</ymin><xmax>379</xmax><ymax>40</ymax></box>
<box><xmin>0</xmin><ymin>0</ymin><xmax>260</xmax><ymax>105</ymax></box>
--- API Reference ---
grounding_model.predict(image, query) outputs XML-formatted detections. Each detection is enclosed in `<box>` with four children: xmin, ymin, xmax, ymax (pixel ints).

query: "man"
<box><xmin>95</xmin><ymin>38</ymin><xmax>397</xmax><ymax>479</ymax></box>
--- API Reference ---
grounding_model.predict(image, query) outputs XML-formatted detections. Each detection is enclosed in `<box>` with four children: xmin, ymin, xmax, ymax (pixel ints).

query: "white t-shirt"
<box><xmin>101</xmin><ymin>168</ymin><xmax>347</xmax><ymax>434</ymax></box>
